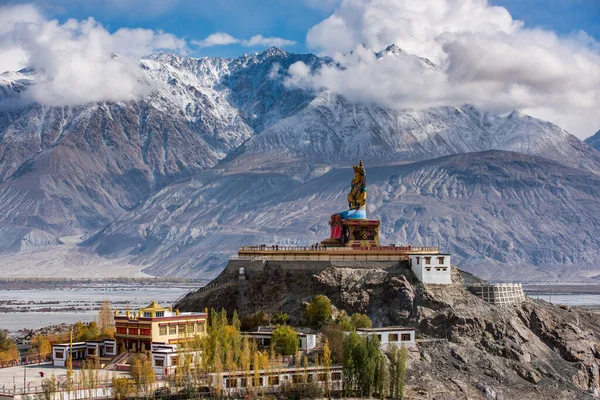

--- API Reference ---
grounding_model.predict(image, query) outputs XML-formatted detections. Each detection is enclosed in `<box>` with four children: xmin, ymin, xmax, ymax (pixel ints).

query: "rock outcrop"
<box><xmin>177</xmin><ymin>261</ymin><xmax>600</xmax><ymax>399</ymax></box>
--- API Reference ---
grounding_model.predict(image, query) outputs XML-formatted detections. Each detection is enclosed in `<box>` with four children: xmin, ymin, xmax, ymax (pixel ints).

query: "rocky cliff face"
<box><xmin>177</xmin><ymin>262</ymin><xmax>600</xmax><ymax>399</ymax></box>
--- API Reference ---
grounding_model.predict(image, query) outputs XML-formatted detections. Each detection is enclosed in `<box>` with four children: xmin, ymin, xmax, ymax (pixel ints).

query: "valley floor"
<box><xmin>0</xmin><ymin>236</ymin><xmax>145</xmax><ymax>279</ymax></box>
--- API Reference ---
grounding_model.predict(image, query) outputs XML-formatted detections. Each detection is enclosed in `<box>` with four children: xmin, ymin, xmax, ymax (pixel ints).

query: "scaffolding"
<box><xmin>469</xmin><ymin>283</ymin><xmax>526</xmax><ymax>306</ymax></box>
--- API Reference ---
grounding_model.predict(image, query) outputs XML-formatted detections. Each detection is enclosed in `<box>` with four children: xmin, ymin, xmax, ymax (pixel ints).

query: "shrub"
<box><xmin>305</xmin><ymin>295</ymin><xmax>332</xmax><ymax>329</ymax></box>
<box><xmin>351</xmin><ymin>313</ymin><xmax>372</xmax><ymax>329</ymax></box>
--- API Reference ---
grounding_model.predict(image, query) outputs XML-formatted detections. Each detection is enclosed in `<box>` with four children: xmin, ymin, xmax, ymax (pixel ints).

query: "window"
<box><xmin>240</xmin><ymin>378</ymin><xmax>248</xmax><ymax>387</ymax></box>
<box><xmin>140</xmin><ymin>329</ymin><xmax>151</xmax><ymax>336</ymax></box>
<box><xmin>376</xmin><ymin>334</ymin><xmax>382</xmax><ymax>342</ymax></box>
<box><xmin>159</xmin><ymin>326</ymin><xmax>167</xmax><ymax>335</ymax></box>
<box><xmin>143</xmin><ymin>312</ymin><xmax>152</xmax><ymax>318</ymax></box>
<box><xmin>424</xmin><ymin>257</ymin><xmax>431</xmax><ymax>264</ymax></box>
<box><xmin>179</xmin><ymin>324</ymin><xmax>186</xmax><ymax>334</ymax></box>
<box><xmin>169</xmin><ymin>326</ymin><xmax>176</xmax><ymax>335</ymax></box>
<box><xmin>332</xmin><ymin>372</ymin><xmax>342</xmax><ymax>381</ymax></box>
<box><xmin>105</xmin><ymin>346</ymin><xmax>114</xmax><ymax>353</ymax></box>
<box><xmin>438</xmin><ymin>256</ymin><xmax>445</xmax><ymax>264</ymax></box>
<box><xmin>226</xmin><ymin>378</ymin><xmax>238</xmax><ymax>388</ymax></box>
<box><xmin>253</xmin><ymin>377</ymin><xmax>263</xmax><ymax>387</ymax></box>
<box><xmin>268</xmin><ymin>376</ymin><xmax>279</xmax><ymax>386</ymax></box>
<box><xmin>292</xmin><ymin>375</ymin><xmax>304</xmax><ymax>384</ymax></box>
<box><xmin>388</xmin><ymin>333</ymin><xmax>399</xmax><ymax>342</ymax></box>
<box><xmin>401</xmin><ymin>333</ymin><xmax>411</xmax><ymax>341</ymax></box>
<box><xmin>318</xmin><ymin>373</ymin><xmax>327</xmax><ymax>382</ymax></box>
<box><xmin>128</xmin><ymin>328</ymin><xmax>138</xmax><ymax>335</ymax></box>
<box><xmin>116</xmin><ymin>327</ymin><xmax>127</xmax><ymax>334</ymax></box>
<box><xmin>55</xmin><ymin>351</ymin><xmax>64</xmax><ymax>359</ymax></box>
<box><xmin>415</xmin><ymin>257</ymin><xmax>420</xmax><ymax>265</ymax></box>
<box><xmin>155</xmin><ymin>311</ymin><xmax>164</xmax><ymax>318</ymax></box>
<box><xmin>425</xmin><ymin>267</ymin><xmax>431</xmax><ymax>271</ymax></box>
<box><xmin>188</xmin><ymin>323</ymin><xmax>195</xmax><ymax>333</ymax></box>
<box><xmin>154</xmin><ymin>359</ymin><xmax>164</xmax><ymax>367</ymax></box>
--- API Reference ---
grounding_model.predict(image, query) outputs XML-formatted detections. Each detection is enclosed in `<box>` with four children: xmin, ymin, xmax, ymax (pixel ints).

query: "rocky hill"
<box><xmin>176</xmin><ymin>260</ymin><xmax>600</xmax><ymax>399</ymax></box>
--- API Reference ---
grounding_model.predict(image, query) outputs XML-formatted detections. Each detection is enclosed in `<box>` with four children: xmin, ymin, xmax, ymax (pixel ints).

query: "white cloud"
<box><xmin>291</xmin><ymin>0</ymin><xmax>600</xmax><ymax>138</ymax></box>
<box><xmin>0</xmin><ymin>4</ymin><xmax>187</xmax><ymax>106</ymax></box>
<box><xmin>193</xmin><ymin>32</ymin><xmax>296</xmax><ymax>48</ymax></box>
<box><xmin>192</xmin><ymin>32</ymin><xmax>239</xmax><ymax>47</ymax></box>
<box><xmin>244</xmin><ymin>34</ymin><xmax>296</xmax><ymax>48</ymax></box>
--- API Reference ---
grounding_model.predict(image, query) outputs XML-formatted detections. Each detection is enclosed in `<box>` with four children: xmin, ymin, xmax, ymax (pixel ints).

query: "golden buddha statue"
<box><xmin>348</xmin><ymin>160</ymin><xmax>366</xmax><ymax>211</ymax></box>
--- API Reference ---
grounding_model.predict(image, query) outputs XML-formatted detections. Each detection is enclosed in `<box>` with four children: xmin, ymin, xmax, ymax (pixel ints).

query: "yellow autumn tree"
<box><xmin>0</xmin><ymin>331</ymin><xmax>19</xmax><ymax>364</ymax></box>
<box><xmin>31</xmin><ymin>335</ymin><xmax>53</xmax><ymax>359</ymax></box>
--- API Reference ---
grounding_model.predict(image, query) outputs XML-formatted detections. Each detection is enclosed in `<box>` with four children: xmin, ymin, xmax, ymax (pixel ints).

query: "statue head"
<box><xmin>352</xmin><ymin>160</ymin><xmax>365</xmax><ymax>183</ymax></box>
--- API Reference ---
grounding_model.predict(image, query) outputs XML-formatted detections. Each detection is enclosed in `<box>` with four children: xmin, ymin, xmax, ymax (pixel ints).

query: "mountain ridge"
<box><xmin>0</xmin><ymin>48</ymin><xmax>599</xmax><ymax>280</ymax></box>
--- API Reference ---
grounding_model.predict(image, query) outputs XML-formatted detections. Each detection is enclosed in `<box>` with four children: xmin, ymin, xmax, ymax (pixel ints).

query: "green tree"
<box><xmin>351</xmin><ymin>313</ymin><xmax>372</xmax><ymax>329</ymax></box>
<box><xmin>396</xmin><ymin>345</ymin><xmax>407</xmax><ymax>399</ymax></box>
<box><xmin>343</xmin><ymin>332</ymin><xmax>384</xmax><ymax>397</ymax></box>
<box><xmin>271</xmin><ymin>312</ymin><xmax>290</xmax><ymax>325</ymax></box>
<box><xmin>75</xmin><ymin>322</ymin><xmax>101</xmax><ymax>341</ymax></box>
<box><xmin>305</xmin><ymin>295</ymin><xmax>333</xmax><ymax>329</ymax></box>
<box><xmin>376</xmin><ymin>352</ymin><xmax>389</xmax><ymax>399</ymax></box>
<box><xmin>271</xmin><ymin>325</ymin><xmax>299</xmax><ymax>356</ymax></box>
<box><xmin>336</xmin><ymin>311</ymin><xmax>354</xmax><ymax>331</ymax></box>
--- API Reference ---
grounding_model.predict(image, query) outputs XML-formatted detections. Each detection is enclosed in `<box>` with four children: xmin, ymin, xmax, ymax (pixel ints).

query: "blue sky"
<box><xmin>2</xmin><ymin>0</ymin><xmax>598</xmax><ymax>58</ymax></box>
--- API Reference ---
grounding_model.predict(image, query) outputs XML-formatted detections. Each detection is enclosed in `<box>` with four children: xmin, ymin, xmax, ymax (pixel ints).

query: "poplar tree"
<box><xmin>397</xmin><ymin>345</ymin><xmax>407</xmax><ymax>399</ymax></box>
<box><xmin>323</xmin><ymin>338</ymin><xmax>332</xmax><ymax>397</ymax></box>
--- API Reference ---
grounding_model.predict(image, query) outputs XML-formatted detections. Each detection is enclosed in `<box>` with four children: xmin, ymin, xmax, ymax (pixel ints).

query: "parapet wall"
<box><xmin>469</xmin><ymin>283</ymin><xmax>526</xmax><ymax>306</ymax></box>
<box><xmin>222</xmin><ymin>259</ymin><xmax>404</xmax><ymax>278</ymax></box>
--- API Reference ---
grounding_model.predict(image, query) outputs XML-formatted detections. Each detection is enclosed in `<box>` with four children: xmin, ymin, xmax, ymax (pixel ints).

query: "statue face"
<box><xmin>353</xmin><ymin>172</ymin><xmax>361</xmax><ymax>183</ymax></box>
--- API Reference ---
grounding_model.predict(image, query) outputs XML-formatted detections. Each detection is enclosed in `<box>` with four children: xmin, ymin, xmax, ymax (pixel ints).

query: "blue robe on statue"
<box><xmin>340</xmin><ymin>208</ymin><xmax>367</xmax><ymax>220</ymax></box>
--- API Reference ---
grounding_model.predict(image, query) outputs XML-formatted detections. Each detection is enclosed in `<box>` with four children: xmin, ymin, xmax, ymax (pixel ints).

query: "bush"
<box><xmin>272</xmin><ymin>325</ymin><xmax>299</xmax><ymax>355</ymax></box>
<box><xmin>351</xmin><ymin>313</ymin><xmax>372</xmax><ymax>329</ymax></box>
<box><xmin>305</xmin><ymin>295</ymin><xmax>333</xmax><ymax>329</ymax></box>
<box><xmin>271</xmin><ymin>311</ymin><xmax>290</xmax><ymax>325</ymax></box>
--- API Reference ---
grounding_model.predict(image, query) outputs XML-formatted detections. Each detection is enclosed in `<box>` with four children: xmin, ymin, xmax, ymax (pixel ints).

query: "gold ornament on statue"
<box><xmin>348</xmin><ymin>159</ymin><xmax>367</xmax><ymax>210</ymax></box>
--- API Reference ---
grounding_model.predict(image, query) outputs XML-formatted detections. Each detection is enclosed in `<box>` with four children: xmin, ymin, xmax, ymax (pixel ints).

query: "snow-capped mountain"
<box><xmin>243</xmin><ymin>93</ymin><xmax>600</xmax><ymax>172</ymax></box>
<box><xmin>1</xmin><ymin>47</ymin><xmax>600</xmax><ymax>280</ymax></box>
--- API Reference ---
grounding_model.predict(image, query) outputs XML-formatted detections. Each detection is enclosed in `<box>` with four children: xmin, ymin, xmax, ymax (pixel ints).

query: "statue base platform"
<box><xmin>321</xmin><ymin>219</ymin><xmax>381</xmax><ymax>248</ymax></box>
<box><xmin>343</xmin><ymin>219</ymin><xmax>380</xmax><ymax>247</ymax></box>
